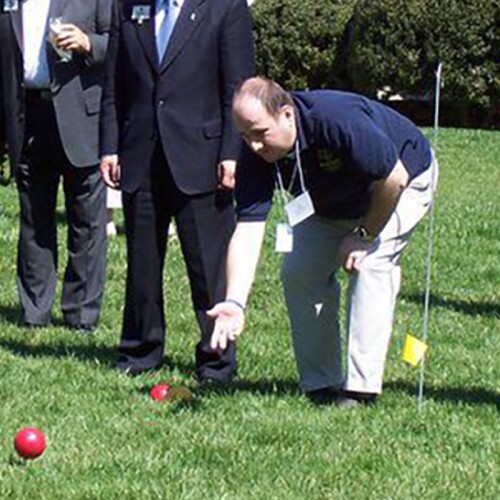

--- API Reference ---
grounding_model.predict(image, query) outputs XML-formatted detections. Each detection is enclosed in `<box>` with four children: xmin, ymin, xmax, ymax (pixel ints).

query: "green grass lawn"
<box><xmin>0</xmin><ymin>128</ymin><xmax>498</xmax><ymax>499</ymax></box>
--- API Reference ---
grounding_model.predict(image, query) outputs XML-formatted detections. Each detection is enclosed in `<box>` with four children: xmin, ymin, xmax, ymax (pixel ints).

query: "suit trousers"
<box><xmin>281</xmin><ymin>157</ymin><xmax>439</xmax><ymax>393</ymax></box>
<box><xmin>15</xmin><ymin>93</ymin><xmax>107</xmax><ymax>327</ymax></box>
<box><xmin>119</xmin><ymin>143</ymin><xmax>236</xmax><ymax>380</ymax></box>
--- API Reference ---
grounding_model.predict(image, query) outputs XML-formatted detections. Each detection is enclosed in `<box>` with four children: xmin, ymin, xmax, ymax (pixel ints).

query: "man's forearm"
<box><xmin>225</xmin><ymin>221</ymin><xmax>266</xmax><ymax>307</ymax></box>
<box><xmin>361</xmin><ymin>159</ymin><xmax>409</xmax><ymax>236</ymax></box>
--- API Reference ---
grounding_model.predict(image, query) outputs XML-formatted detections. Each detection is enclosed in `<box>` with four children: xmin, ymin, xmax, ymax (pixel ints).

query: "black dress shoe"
<box><xmin>306</xmin><ymin>386</ymin><xmax>341</xmax><ymax>406</ymax></box>
<box><xmin>336</xmin><ymin>391</ymin><xmax>377</xmax><ymax>408</ymax></box>
<box><xmin>112</xmin><ymin>362</ymin><xmax>153</xmax><ymax>376</ymax></box>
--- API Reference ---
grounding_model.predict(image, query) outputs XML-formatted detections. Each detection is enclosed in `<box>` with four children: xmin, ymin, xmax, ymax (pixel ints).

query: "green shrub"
<box><xmin>250</xmin><ymin>0</ymin><xmax>499</xmax><ymax>126</ymax></box>
<box><xmin>347</xmin><ymin>0</ymin><xmax>500</xmax><ymax>111</ymax></box>
<box><xmin>251</xmin><ymin>0</ymin><xmax>357</xmax><ymax>90</ymax></box>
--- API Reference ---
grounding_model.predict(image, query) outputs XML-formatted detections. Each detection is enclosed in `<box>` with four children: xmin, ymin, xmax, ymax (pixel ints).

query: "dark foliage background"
<box><xmin>251</xmin><ymin>0</ymin><xmax>500</xmax><ymax>128</ymax></box>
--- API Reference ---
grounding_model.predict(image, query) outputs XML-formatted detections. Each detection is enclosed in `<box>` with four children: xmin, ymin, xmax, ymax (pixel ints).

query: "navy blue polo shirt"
<box><xmin>235</xmin><ymin>90</ymin><xmax>432</xmax><ymax>221</ymax></box>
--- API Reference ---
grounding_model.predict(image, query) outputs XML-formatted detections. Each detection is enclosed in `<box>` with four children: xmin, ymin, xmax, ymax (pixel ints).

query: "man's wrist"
<box><xmin>100</xmin><ymin>152</ymin><xmax>118</xmax><ymax>160</ymax></box>
<box><xmin>225</xmin><ymin>298</ymin><xmax>246</xmax><ymax>311</ymax></box>
<box><xmin>81</xmin><ymin>34</ymin><xmax>91</xmax><ymax>54</ymax></box>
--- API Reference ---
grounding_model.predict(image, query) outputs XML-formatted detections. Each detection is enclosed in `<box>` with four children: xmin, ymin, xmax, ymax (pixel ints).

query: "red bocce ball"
<box><xmin>14</xmin><ymin>428</ymin><xmax>46</xmax><ymax>459</ymax></box>
<box><xmin>150</xmin><ymin>383</ymin><xmax>171</xmax><ymax>402</ymax></box>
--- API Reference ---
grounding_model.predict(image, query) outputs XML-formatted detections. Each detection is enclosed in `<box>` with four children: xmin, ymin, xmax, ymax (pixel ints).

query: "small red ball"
<box><xmin>14</xmin><ymin>428</ymin><xmax>46</xmax><ymax>459</ymax></box>
<box><xmin>150</xmin><ymin>383</ymin><xmax>171</xmax><ymax>402</ymax></box>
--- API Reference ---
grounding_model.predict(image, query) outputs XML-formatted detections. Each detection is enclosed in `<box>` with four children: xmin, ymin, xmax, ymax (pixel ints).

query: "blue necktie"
<box><xmin>155</xmin><ymin>0</ymin><xmax>175</xmax><ymax>62</ymax></box>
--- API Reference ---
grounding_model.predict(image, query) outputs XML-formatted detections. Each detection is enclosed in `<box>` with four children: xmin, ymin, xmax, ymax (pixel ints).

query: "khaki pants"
<box><xmin>281</xmin><ymin>157</ymin><xmax>438</xmax><ymax>393</ymax></box>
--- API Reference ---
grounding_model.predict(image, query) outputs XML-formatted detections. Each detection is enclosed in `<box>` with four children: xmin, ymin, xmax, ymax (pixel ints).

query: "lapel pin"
<box><xmin>190</xmin><ymin>12</ymin><xmax>196</xmax><ymax>21</ymax></box>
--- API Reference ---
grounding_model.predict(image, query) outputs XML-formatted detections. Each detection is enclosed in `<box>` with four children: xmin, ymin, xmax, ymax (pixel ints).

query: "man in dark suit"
<box><xmin>0</xmin><ymin>0</ymin><xmax>112</xmax><ymax>329</ymax></box>
<box><xmin>100</xmin><ymin>0</ymin><xmax>254</xmax><ymax>381</ymax></box>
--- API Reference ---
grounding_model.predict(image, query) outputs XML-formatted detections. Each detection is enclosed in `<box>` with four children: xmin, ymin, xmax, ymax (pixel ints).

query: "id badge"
<box><xmin>275</xmin><ymin>223</ymin><xmax>293</xmax><ymax>253</ymax></box>
<box><xmin>3</xmin><ymin>0</ymin><xmax>19</xmax><ymax>12</ymax></box>
<box><xmin>285</xmin><ymin>191</ymin><xmax>315</xmax><ymax>227</ymax></box>
<box><xmin>131</xmin><ymin>5</ymin><xmax>150</xmax><ymax>23</ymax></box>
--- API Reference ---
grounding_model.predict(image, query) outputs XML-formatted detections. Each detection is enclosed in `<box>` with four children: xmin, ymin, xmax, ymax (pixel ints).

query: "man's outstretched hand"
<box><xmin>208</xmin><ymin>301</ymin><xmax>245</xmax><ymax>350</ymax></box>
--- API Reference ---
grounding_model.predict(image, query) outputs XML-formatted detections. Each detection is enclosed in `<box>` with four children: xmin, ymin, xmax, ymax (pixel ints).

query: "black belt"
<box><xmin>25</xmin><ymin>89</ymin><xmax>52</xmax><ymax>101</ymax></box>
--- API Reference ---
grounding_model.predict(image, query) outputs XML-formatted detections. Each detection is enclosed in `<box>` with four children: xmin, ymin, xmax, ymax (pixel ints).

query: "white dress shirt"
<box><xmin>23</xmin><ymin>0</ymin><xmax>52</xmax><ymax>89</ymax></box>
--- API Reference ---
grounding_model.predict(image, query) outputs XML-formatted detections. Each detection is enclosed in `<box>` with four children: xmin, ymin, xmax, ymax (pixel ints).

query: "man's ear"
<box><xmin>281</xmin><ymin>104</ymin><xmax>295</xmax><ymax>124</ymax></box>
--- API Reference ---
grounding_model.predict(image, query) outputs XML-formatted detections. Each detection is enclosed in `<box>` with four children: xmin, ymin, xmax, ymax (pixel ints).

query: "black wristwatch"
<box><xmin>353</xmin><ymin>225</ymin><xmax>376</xmax><ymax>243</ymax></box>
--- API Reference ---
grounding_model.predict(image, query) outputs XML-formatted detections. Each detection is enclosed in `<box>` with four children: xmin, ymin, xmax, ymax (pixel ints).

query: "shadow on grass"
<box><xmin>0</xmin><ymin>311</ymin><xmax>299</xmax><ymax>399</ymax></box>
<box><xmin>55</xmin><ymin>209</ymin><xmax>68</xmax><ymax>226</ymax></box>
<box><xmin>0</xmin><ymin>334</ymin><xmax>200</xmax><ymax>381</ymax></box>
<box><xmin>0</xmin><ymin>176</ymin><xmax>12</xmax><ymax>187</ymax></box>
<box><xmin>157</xmin><ymin>353</ymin><xmax>299</xmax><ymax>398</ymax></box>
<box><xmin>0</xmin><ymin>303</ymin><xmax>117</xmax><ymax>365</ymax></box>
<box><xmin>386</xmin><ymin>380</ymin><xmax>499</xmax><ymax>410</ymax></box>
<box><xmin>0</xmin><ymin>304</ymin><xmax>111</xmax><ymax>330</ymax></box>
<box><xmin>0</xmin><ymin>304</ymin><xmax>21</xmax><ymax>324</ymax></box>
<box><xmin>0</xmin><ymin>337</ymin><xmax>115</xmax><ymax>365</ymax></box>
<box><xmin>401</xmin><ymin>292</ymin><xmax>500</xmax><ymax>318</ymax></box>
<box><xmin>195</xmin><ymin>378</ymin><xmax>299</xmax><ymax>399</ymax></box>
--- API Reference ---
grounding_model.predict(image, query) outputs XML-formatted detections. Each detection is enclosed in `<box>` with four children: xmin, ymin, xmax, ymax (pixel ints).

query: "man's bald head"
<box><xmin>233</xmin><ymin>77</ymin><xmax>294</xmax><ymax>118</ymax></box>
<box><xmin>232</xmin><ymin>77</ymin><xmax>297</xmax><ymax>163</ymax></box>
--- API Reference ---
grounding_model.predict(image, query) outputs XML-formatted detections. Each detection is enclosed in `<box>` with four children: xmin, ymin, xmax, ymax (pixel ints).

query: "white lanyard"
<box><xmin>274</xmin><ymin>140</ymin><xmax>307</xmax><ymax>206</ymax></box>
<box><xmin>273</xmin><ymin>139</ymin><xmax>315</xmax><ymax>255</ymax></box>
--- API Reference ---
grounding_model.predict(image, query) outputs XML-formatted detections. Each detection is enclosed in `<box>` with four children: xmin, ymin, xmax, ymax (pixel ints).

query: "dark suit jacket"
<box><xmin>0</xmin><ymin>0</ymin><xmax>113</xmax><ymax>170</ymax></box>
<box><xmin>100</xmin><ymin>0</ymin><xmax>255</xmax><ymax>195</ymax></box>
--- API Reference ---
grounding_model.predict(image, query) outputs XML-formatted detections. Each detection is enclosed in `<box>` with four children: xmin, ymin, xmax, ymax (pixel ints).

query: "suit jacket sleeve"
<box><xmin>0</xmin><ymin>65</ymin><xmax>4</xmax><ymax>149</ymax></box>
<box><xmin>0</xmin><ymin>44</ymin><xmax>4</xmax><ymax>148</ymax></box>
<box><xmin>83</xmin><ymin>0</ymin><xmax>113</xmax><ymax>67</ymax></box>
<box><xmin>218</xmin><ymin>0</ymin><xmax>255</xmax><ymax>162</ymax></box>
<box><xmin>99</xmin><ymin>0</ymin><xmax>121</xmax><ymax>156</ymax></box>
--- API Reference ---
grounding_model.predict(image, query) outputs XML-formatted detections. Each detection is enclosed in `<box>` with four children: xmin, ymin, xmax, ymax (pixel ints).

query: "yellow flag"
<box><xmin>402</xmin><ymin>334</ymin><xmax>428</xmax><ymax>367</ymax></box>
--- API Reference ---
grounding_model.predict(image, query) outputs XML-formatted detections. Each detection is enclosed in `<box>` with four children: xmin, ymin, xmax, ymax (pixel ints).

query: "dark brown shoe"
<box><xmin>336</xmin><ymin>391</ymin><xmax>377</xmax><ymax>408</ymax></box>
<box><xmin>306</xmin><ymin>386</ymin><xmax>341</xmax><ymax>406</ymax></box>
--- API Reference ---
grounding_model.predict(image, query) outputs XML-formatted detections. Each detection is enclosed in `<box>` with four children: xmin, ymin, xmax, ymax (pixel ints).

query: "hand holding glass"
<box><xmin>48</xmin><ymin>17</ymin><xmax>72</xmax><ymax>62</ymax></box>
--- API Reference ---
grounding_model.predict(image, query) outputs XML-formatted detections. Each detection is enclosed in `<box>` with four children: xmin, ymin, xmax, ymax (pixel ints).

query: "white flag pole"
<box><xmin>417</xmin><ymin>63</ymin><xmax>442</xmax><ymax>411</ymax></box>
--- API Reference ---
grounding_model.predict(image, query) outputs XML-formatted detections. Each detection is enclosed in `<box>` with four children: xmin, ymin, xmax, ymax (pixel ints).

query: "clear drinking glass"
<box><xmin>48</xmin><ymin>17</ymin><xmax>72</xmax><ymax>62</ymax></box>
